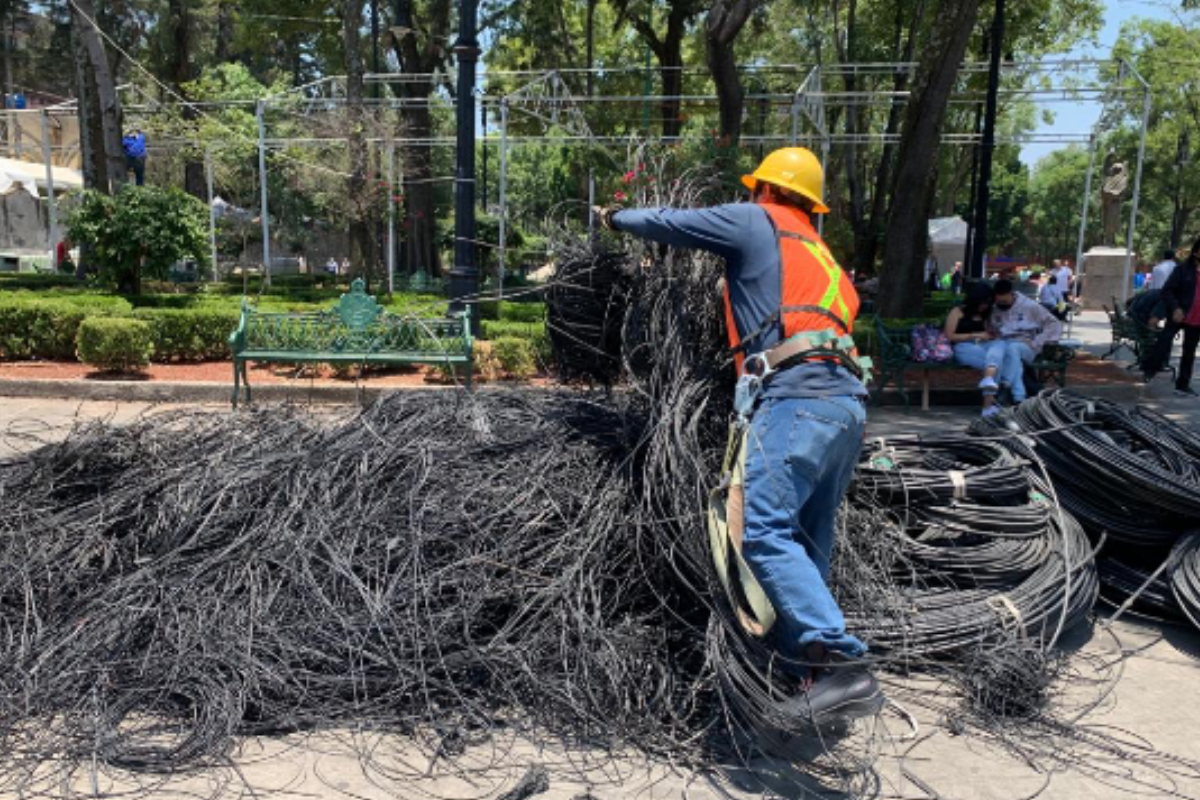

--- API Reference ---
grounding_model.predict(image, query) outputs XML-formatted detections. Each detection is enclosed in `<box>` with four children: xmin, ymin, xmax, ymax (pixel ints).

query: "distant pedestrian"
<box><xmin>950</xmin><ymin>261</ymin><xmax>963</xmax><ymax>294</ymax></box>
<box><xmin>122</xmin><ymin>129</ymin><xmax>147</xmax><ymax>186</ymax></box>
<box><xmin>1145</xmin><ymin>236</ymin><xmax>1200</xmax><ymax>396</ymax></box>
<box><xmin>1054</xmin><ymin>260</ymin><xmax>1074</xmax><ymax>300</ymax></box>
<box><xmin>325</xmin><ymin>257</ymin><xmax>338</xmax><ymax>275</ymax></box>
<box><xmin>1148</xmin><ymin>249</ymin><xmax>1178</xmax><ymax>290</ymax></box>
<box><xmin>340</xmin><ymin>257</ymin><xmax>351</xmax><ymax>276</ymax></box>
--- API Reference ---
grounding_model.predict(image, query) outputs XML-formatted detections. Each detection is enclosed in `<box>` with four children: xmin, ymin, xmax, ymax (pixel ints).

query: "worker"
<box><xmin>122</xmin><ymin>129</ymin><xmax>147</xmax><ymax>186</ymax></box>
<box><xmin>596</xmin><ymin>147</ymin><xmax>882</xmax><ymax>726</ymax></box>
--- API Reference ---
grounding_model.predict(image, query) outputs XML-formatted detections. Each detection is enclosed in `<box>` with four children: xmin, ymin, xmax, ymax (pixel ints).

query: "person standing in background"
<box><xmin>1146</xmin><ymin>237</ymin><xmax>1200</xmax><ymax>396</ymax></box>
<box><xmin>122</xmin><ymin>129</ymin><xmax>147</xmax><ymax>186</ymax></box>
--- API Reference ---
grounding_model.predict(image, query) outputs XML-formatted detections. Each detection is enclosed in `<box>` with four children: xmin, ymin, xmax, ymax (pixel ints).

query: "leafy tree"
<box><xmin>66</xmin><ymin>186</ymin><xmax>210</xmax><ymax>295</ymax></box>
<box><xmin>1112</xmin><ymin>17</ymin><xmax>1200</xmax><ymax>251</ymax></box>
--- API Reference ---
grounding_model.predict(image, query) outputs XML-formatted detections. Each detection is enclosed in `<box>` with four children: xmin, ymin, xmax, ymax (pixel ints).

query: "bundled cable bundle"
<box><xmin>974</xmin><ymin>390</ymin><xmax>1200</xmax><ymax>624</ymax></box>
<box><xmin>841</xmin><ymin>440</ymin><xmax>1097</xmax><ymax>658</ymax></box>
<box><xmin>1170</xmin><ymin>535</ymin><xmax>1200</xmax><ymax>629</ymax></box>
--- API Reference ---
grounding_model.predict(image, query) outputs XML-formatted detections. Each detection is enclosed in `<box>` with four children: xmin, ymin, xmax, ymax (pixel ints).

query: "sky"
<box><xmin>1021</xmin><ymin>0</ymin><xmax>1179</xmax><ymax>165</ymax></box>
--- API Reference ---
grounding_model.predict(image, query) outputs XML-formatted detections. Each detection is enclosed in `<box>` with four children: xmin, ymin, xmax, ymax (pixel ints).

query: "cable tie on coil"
<box><xmin>949</xmin><ymin>470</ymin><xmax>967</xmax><ymax>499</ymax></box>
<box><xmin>989</xmin><ymin>594</ymin><xmax>1023</xmax><ymax>631</ymax></box>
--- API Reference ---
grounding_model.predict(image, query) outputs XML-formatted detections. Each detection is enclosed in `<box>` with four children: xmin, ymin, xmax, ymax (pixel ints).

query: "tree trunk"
<box><xmin>344</xmin><ymin>0</ymin><xmax>374</xmax><ymax>283</ymax></box>
<box><xmin>1171</xmin><ymin>130</ymin><xmax>1190</xmax><ymax>250</ymax></box>
<box><xmin>879</xmin><ymin>0</ymin><xmax>982</xmax><ymax>318</ymax></box>
<box><xmin>834</xmin><ymin>0</ymin><xmax>869</xmax><ymax>269</ymax></box>
<box><xmin>705</xmin><ymin>0</ymin><xmax>752</xmax><ymax>146</ymax></box>
<box><xmin>392</xmin><ymin>0</ymin><xmax>448</xmax><ymax>276</ymax></box>
<box><xmin>215</xmin><ymin>1</ymin><xmax>234</xmax><ymax>62</ymax></box>
<box><xmin>165</xmin><ymin>0</ymin><xmax>206</xmax><ymax>199</ymax></box>
<box><xmin>72</xmin><ymin>0</ymin><xmax>125</xmax><ymax>192</ymax></box>
<box><xmin>858</xmin><ymin>0</ymin><xmax>927</xmax><ymax>276</ymax></box>
<box><xmin>70</xmin><ymin>14</ymin><xmax>103</xmax><ymax>191</ymax></box>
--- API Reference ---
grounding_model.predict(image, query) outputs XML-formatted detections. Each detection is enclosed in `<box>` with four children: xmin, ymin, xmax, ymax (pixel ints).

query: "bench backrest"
<box><xmin>239</xmin><ymin>279</ymin><xmax>470</xmax><ymax>355</ymax></box>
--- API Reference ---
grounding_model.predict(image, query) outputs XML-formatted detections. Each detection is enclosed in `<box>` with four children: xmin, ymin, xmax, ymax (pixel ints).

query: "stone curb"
<box><xmin>0</xmin><ymin>378</ymin><xmax>428</xmax><ymax>404</ymax></box>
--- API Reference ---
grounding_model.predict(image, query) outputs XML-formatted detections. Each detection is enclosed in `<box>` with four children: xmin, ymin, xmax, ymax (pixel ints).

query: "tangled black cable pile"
<box><xmin>974</xmin><ymin>390</ymin><xmax>1200</xmax><ymax>624</ymax></box>
<box><xmin>0</xmin><ymin>392</ymin><xmax>722</xmax><ymax>781</ymax></box>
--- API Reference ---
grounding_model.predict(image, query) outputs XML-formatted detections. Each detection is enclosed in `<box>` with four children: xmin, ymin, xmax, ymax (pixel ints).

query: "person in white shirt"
<box><xmin>1038</xmin><ymin>272</ymin><xmax>1066</xmax><ymax>319</ymax></box>
<box><xmin>1149</xmin><ymin>250</ymin><xmax>1178</xmax><ymax>290</ymax></box>
<box><xmin>987</xmin><ymin>279</ymin><xmax>1063</xmax><ymax>403</ymax></box>
<box><xmin>1054</xmin><ymin>262</ymin><xmax>1074</xmax><ymax>300</ymax></box>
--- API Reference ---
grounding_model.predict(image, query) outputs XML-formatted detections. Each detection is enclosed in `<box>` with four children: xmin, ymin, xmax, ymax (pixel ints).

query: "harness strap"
<box><xmin>707</xmin><ymin>423</ymin><xmax>777</xmax><ymax>637</ymax></box>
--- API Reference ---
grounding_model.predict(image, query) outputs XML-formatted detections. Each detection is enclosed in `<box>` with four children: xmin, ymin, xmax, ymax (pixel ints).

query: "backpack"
<box><xmin>910</xmin><ymin>324</ymin><xmax>954</xmax><ymax>363</ymax></box>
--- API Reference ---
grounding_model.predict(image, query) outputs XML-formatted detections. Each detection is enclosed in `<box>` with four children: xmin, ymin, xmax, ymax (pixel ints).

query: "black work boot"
<box><xmin>782</xmin><ymin>652</ymin><xmax>885</xmax><ymax>726</ymax></box>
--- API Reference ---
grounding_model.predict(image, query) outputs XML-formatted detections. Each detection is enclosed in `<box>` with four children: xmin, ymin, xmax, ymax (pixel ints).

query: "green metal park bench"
<box><xmin>227</xmin><ymin>278</ymin><xmax>473</xmax><ymax>407</ymax></box>
<box><xmin>872</xmin><ymin>316</ymin><xmax>1074</xmax><ymax>410</ymax></box>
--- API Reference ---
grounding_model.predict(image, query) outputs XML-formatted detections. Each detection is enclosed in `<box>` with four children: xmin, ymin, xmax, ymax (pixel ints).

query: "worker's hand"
<box><xmin>1173</xmin><ymin>308</ymin><xmax>1185</xmax><ymax>324</ymax></box>
<box><xmin>592</xmin><ymin>205</ymin><xmax>622</xmax><ymax>232</ymax></box>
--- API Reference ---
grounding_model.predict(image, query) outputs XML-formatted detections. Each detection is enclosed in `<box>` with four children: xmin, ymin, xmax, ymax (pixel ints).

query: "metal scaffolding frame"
<box><xmin>5</xmin><ymin>59</ymin><xmax>1151</xmax><ymax>298</ymax></box>
<box><xmin>789</xmin><ymin>58</ymin><xmax>1153</xmax><ymax>302</ymax></box>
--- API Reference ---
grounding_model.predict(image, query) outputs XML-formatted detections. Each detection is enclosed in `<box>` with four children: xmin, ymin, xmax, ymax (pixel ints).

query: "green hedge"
<box><xmin>76</xmin><ymin>318</ymin><xmax>154</xmax><ymax>372</ymax></box>
<box><xmin>491</xmin><ymin>337</ymin><xmax>536</xmax><ymax>379</ymax></box>
<box><xmin>0</xmin><ymin>298</ymin><xmax>123</xmax><ymax>360</ymax></box>
<box><xmin>133</xmin><ymin>308</ymin><xmax>241</xmax><ymax>361</ymax></box>
<box><xmin>498</xmin><ymin>301</ymin><xmax>546</xmax><ymax>323</ymax></box>
<box><xmin>0</xmin><ymin>274</ymin><xmax>80</xmax><ymax>290</ymax></box>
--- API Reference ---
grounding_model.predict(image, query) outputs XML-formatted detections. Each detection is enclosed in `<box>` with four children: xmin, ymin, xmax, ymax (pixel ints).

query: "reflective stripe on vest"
<box><xmin>723</xmin><ymin>203</ymin><xmax>860</xmax><ymax>364</ymax></box>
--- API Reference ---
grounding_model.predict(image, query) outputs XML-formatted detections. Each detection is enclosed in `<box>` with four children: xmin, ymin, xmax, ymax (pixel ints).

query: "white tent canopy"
<box><xmin>928</xmin><ymin>215</ymin><xmax>968</xmax><ymax>276</ymax></box>
<box><xmin>0</xmin><ymin>156</ymin><xmax>83</xmax><ymax>199</ymax></box>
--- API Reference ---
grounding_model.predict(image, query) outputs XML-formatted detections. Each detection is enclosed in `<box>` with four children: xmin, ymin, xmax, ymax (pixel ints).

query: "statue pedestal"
<box><xmin>1079</xmin><ymin>247</ymin><xmax>1133</xmax><ymax>311</ymax></box>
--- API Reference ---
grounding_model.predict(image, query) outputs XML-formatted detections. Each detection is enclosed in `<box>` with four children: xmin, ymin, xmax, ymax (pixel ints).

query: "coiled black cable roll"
<box><xmin>1170</xmin><ymin>535</ymin><xmax>1200</xmax><ymax>629</ymax></box>
<box><xmin>972</xmin><ymin>390</ymin><xmax>1200</xmax><ymax>548</ymax></box>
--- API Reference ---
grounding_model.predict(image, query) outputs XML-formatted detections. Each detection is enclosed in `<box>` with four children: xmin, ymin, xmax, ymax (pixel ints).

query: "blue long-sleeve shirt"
<box><xmin>613</xmin><ymin>203</ymin><xmax>865</xmax><ymax>399</ymax></box>
<box><xmin>122</xmin><ymin>132</ymin><xmax>146</xmax><ymax>159</ymax></box>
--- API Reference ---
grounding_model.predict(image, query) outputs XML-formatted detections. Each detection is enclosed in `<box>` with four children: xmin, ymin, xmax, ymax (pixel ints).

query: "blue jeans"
<box><xmin>954</xmin><ymin>340</ymin><xmax>1036</xmax><ymax>401</ymax></box>
<box><xmin>742</xmin><ymin>395</ymin><xmax>867</xmax><ymax>664</ymax></box>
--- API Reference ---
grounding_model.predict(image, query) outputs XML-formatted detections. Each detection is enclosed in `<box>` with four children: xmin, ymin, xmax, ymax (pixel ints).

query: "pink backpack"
<box><xmin>910</xmin><ymin>324</ymin><xmax>954</xmax><ymax>363</ymax></box>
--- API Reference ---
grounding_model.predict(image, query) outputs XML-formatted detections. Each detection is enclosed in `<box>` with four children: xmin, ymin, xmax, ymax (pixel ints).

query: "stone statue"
<box><xmin>1101</xmin><ymin>160</ymin><xmax>1130</xmax><ymax>247</ymax></box>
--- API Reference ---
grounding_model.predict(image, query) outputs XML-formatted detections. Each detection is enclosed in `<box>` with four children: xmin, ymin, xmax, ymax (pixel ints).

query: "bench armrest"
<box><xmin>228</xmin><ymin>302</ymin><xmax>249</xmax><ymax>353</ymax></box>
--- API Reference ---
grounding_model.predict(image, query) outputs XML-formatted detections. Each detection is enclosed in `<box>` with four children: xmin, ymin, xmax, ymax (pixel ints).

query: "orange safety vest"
<box><xmin>723</xmin><ymin>202</ymin><xmax>860</xmax><ymax>372</ymax></box>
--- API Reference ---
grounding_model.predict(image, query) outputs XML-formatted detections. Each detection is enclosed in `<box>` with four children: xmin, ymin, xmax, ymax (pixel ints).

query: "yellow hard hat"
<box><xmin>741</xmin><ymin>147</ymin><xmax>829</xmax><ymax>214</ymax></box>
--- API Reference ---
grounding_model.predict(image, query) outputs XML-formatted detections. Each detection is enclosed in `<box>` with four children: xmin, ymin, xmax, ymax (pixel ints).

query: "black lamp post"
<box><xmin>449</xmin><ymin>0</ymin><xmax>479</xmax><ymax>329</ymax></box>
<box><xmin>967</xmin><ymin>0</ymin><xmax>1005</xmax><ymax>280</ymax></box>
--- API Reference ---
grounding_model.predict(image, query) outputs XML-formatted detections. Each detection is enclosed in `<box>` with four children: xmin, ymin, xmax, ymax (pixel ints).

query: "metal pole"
<box><xmin>1075</xmin><ymin>133</ymin><xmax>1099</xmax><ymax>272</ymax></box>
<box><xmin>968</xmin><ymin>0</ymin><xmax>1005</xmax><ymax>280</ymax></box>
<box><xmin>790</xmin><ymin>97</ymin><xmax>799</xmax><ymax>145</ymax></box>
<box><xmin>1121</xmin><ymin>86</ymin><xmax>1151</xmax><ymax>307</ymax></box>
<box><xmin>587</xmin><ymin>171</ymin><xmax>595</xmax><ymax>238</ymax></box>
<box><xmin>387</xmin><ymin>143</ymin><xmax>396</xmax><ymax>295</ymax></box>
<box><xmin>256</xmin><ymin>100</ymin><xmax>271</xmax><ymax>289</ymax></box>
<box><xmin>818</xmin><ymin>139</ymin><xmax>830</xmax><ymax>237</ymax></box>
<box><xmin>205</xmin><ymin>145</ymin><xmax>218</xmax><ymax>281</ymax></box>
<box><xmin>498</xmin><ymin>99</ymin><xmax>508</xmax><ymax>282</ymax></box>
<box><xmin>450</xmin><ymin>0</ymin><xmax>479</xmax><ymax>323</ymax></box>
<box><xmin>39</xmin><ymin>110</ymin><xmax>58</xmax><ymax>271</ymax></box>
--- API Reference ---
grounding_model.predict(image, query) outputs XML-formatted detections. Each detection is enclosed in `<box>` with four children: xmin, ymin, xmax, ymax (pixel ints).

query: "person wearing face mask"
<box><xmin>986</xmin><ymin>279</ymin><xmax>1063</xmax><ymax>404</ymax></box>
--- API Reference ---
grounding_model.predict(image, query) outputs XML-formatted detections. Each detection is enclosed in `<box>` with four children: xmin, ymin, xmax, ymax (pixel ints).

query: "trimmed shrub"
<box><xmin>133</xmin><ymin>307</ymin><xmax>241</xmax><ymax>361</ymax></box>
<box><xmin>0</xmin><ymin>299</ymin><xmax>101</xmax><ymax>360</ymax></box>
<box><xmin>430</xmin><ymin>339</ymin><xmax>500</xmax><ymax>383</ymax></box>
<box><xmin>472</xmin><ymin>300</ymin><xmax>501</xmax><ymax>321</ymax></box>
<box><xmin>491</xmin><ymin>336</ymin><xmax>536</xmax><ymax>380</ymax></box>
<box><xmin>480</xmin><ymin>319</ymin><xmax>544</xmax><ymax>341</ymax></box>
<box><xmin>76</xmin><ymin>318</ymin><xmax>154</xmax><ymax>372</ymax></box>
<box><xmin>0</xmin><ymin>274</ymin><xmax>80</xmax><ymax>290</ymax></box>
<box><xmin>498</xmin><ymin>301</ymin><xmax>546</xmax><ymax>324</ymax></box>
